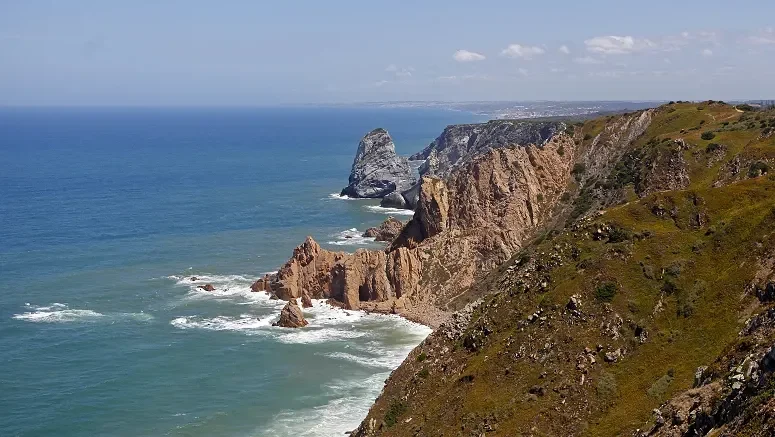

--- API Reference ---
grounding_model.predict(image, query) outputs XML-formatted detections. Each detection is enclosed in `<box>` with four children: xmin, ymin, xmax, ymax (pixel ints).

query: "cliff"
<box><xmin>267</xmin><ymin>131</ymin><xmax>576</xmax><ymax>326</ymax></box>
<box><xmin>409</xmin><ymin>120</ymin><xmax>565</xmax><ymax>178</ymax></box>
<box><xmin>350</xmin><ymin>102</ymin><xmax>775</xmax><ymax>436</ymax></box>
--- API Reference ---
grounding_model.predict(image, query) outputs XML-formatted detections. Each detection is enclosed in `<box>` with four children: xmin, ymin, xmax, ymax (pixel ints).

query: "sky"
<box><xmin>1</xmin><ymin>0</ymin><xmax>774</xmax><ymax>106</ymax></box>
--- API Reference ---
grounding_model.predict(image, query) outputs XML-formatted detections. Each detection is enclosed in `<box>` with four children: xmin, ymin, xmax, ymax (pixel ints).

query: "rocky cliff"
<box><xmin>341</xmin><ymin>128</ymin><xmax>415</xmax><ymax>198</ymax></box>
<box><xmin>409</xmin><ymin>120</ymin><xmax>565</xmax><ymax>178</ymax></box>
<box><xmin>349</xmin><ymin>102</ymin><xmax>775</xmax><ymax>437</ymax></box>
<box><xmin>267</xmin><ymin>132</ymin><xmax>576</xmax><ymax>326</ymax></box>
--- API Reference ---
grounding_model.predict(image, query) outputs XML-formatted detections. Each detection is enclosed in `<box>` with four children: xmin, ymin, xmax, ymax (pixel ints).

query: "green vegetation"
<box><xmin>595</xmin><ymin>282</ymin><xmax>618</xmax><ymax>302</ymax></box>
<box><xmin>384</xmin><ymin>400</ymin><xmax>408</xmax><ymax>427</ymax></box>
<box><xmin>416</xmin><ymin>352</ymin><xmax>427</xmax><ymax>362</ymax></box>
<box><xmin>701</xmin><ymin>131</ymin><xmax>716</xmax><ymax>140</ymax></box>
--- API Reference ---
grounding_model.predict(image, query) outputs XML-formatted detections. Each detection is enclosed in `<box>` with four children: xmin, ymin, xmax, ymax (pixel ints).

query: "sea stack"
<box><xmin>340</xmin><ymin>128</ymin><xmax>414</xmax><ymax>198</ymax></box>
<box><xmin>274</xmin><ymin>299</ymin><xmax>308</xmax><ymax>328</ymax></box>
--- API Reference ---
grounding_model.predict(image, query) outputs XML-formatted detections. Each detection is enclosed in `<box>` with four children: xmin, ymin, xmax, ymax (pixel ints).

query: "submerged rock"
<box><xmin>341</xmin><ymin>128</ymin><xmax>414</xmax><ymax>198</ymax></box>
<box><xmin>197</xmin><ymin>284</ymin><xmax>215</xmax><ymax>292</ymax></box>
<box><xmin>274</xmin><ymin>299</ymin><xmax>308</xmax><ymax>328</ymax></box>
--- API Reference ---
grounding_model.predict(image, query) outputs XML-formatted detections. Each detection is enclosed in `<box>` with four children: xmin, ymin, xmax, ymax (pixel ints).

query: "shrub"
<box><xmin>384</xmin><ymin>400</ymin><xmax>408</xmax><ymax>427</ymax></box>
<box><xmin>557</xmin><ymin>144</ymin><xmax>565</xmax><ymax>156</ymax></box>
<box><xmin>572</xmin><ymin>163</ymin><xmax>586</xmax><ymax>177</ymax></box>
<box><xmin>748</xmin><ymin>161</ymin><xmax>770</xmax><ymax>178</ymax></box>
<box><xmin>583</xmin><ymin>133</ymin><xmax>593</xmax><ymax>141</ymax></box>
<box><xmin>705</xmin><ymin>143</ymin><xmax>722</xmax><ymax>153</ymax></box>
<box><xmin>701</xmin><ymin>131</ymin><xmax>716</xmax><ymax>141</ymax></box>
<box><xmin>597</xmin><ymin>371</ymin><xmax>619</xmax><ymax>407</ymax></box>
<box><xmin>607</xmin><ymin>226</ymin><xmax>632</xmax><ymax>243</ymax></box>
<box><xmin>737</xmin><ymin>104</ymin><xmax>756</xmax><ymax>112</ymax></box>
<box><xmin>417</xmin><ymin>368</ymin><xmax>429</xmax><ymax>378</ymax></box>
<box><xmin>416</xmin><ymin>352</ymin><xmax>427</xmax><ymax>362</ymax></box>
<box><xmin>595</xmin><ymin>282</ymin><xmax>617</xmax><ymax>302</ymax></box>
<box><xmin>647</xmin><ymin>373</ymin><xmax>674</xmax><ymax>398</ymax></box>
<box><xmin>662</xmin><ymin>279</ymin><xmax>678</xmax><ymax>295</ymax></box>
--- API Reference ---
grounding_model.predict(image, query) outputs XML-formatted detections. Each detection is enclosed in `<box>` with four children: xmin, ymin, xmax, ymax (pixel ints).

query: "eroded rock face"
<box><xmin>341</xmin><ymin>128</ymin><xmax>414</xmax><ymax>198</ymax></box>
<box><xmin>275</xmin><ymin>299</ymin><xmax>308</xmax><ymax>328</ymax></box>
<box><xmin>270</xmin><ymin>134</ymin><xmax>576</xmax><ymax>327</ymax></box>
<box><xmin>410</xmin><ymin>120</ymin><xmax>565</xmax><ymax>178</ymax></box>
<box><xmin>363</xmin><ymin>217</ymin><xmax>404</xmax><ymax>242</ymax></box>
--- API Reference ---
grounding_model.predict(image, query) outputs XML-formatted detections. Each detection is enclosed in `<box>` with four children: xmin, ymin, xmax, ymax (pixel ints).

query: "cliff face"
<box><xmin>269</xmin><ymin>132</ymin><xmax>576</xmax><ymax>326</ymax></box>
<box><xmin>409</xmin><ymin>120</ymin><xmax>565</xmax><ymax>178</ymax></box>
<box><xmin>341</xmin><ymin>128</ymin><xmax>415</xmax><ymax>198</ymax></box>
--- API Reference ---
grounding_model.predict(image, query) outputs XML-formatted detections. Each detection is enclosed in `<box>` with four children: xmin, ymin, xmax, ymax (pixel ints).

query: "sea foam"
<box><xmin>12</xmin><ymin>303</ymin><xmax>153</xmax><ymax>323</ymax></box>
<box><xmin>326</xmin><ymin>228</ymin><xmax>377</xmax><ymax>246</ymax></box>
<box><xmin>363</xmin><ymin>205</ymin><xmax>415</xmax><ymax>216</ymax></box>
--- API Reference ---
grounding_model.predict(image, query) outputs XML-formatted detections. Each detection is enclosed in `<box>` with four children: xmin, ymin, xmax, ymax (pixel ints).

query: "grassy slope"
<box><xmin>362</xmin><ymin>103</ymin><xmax>775</xmax><ymax>437</ymax></box>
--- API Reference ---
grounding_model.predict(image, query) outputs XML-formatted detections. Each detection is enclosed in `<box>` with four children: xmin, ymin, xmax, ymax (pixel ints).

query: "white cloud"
<box><xmin>574</xmin><ymin>56</ymin><xmax>603</xmax><ymax>65</ymax></box>
<box><xmin>550</xmin><ymin>67</ymin><xmax>565</xmax><ymax>73</ymax></box>
<box><xmin>385</xmin><ymin>64</ymin><xmax>397</xmax><ymax>72</ymax></box>
<box><xmin>501</xmin><ymin>44</ymin><xmax>545</xmax><ymax>59</ymax></box>
<box><xmin>559</xmin><ymin>45</ymin><xmax>571</xmax><ymax>55</ymax></box>
<box><xmin>517</xmin><ymin>68</ymin><xmax>529</xmax><ymax>77</ymax></box>
<box><xmin>701</xmin><ymin>48</ymin><xmax>713</xmax><ymax>57</ymax></box>
<box><xmin>747</xmin><ymin>28</ymin><xmax>775</xmax><ymax>45</ymax></box>
<box><xmin>453</xmin><ymin>49</ymin><xmax>486</xmax><ymax>62</ymax></box>
<box><xmin>435</xmin><ymin>74</ymin><xmax>491</xmax><ymax>83</ymax></box>
<box><xmin>584</xmin><ymin>35</ymin><xmax>656</xmax><ymax>55</ymax></box>
<box><xmin>395</xmin><ymin>67</ymin><xmax>414</xmax><ymax>78</ymax></box>
<box><xmin>374</xmin><ymin>80</ymin><xmax>389</xmax><ymax>87</ymax></box>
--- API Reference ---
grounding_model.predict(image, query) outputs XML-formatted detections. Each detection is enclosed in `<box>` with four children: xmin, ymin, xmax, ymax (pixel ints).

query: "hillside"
<box><xmin>351</xmin><ymin>102</ymin><xmax>775</xmax><ymax>436</ymax></box>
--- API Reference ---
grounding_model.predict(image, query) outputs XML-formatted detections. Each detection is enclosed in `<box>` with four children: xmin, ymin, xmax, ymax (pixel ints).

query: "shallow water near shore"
<box><xmin>0</xmin><ymin>107</ymin><xmax>479</xmax><ymax>436</ymax></box>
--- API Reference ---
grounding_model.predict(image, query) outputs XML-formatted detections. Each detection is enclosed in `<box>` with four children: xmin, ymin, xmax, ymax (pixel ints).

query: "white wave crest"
<box><xmin>363</xmin><ymin>205</ymin><xmax>415</xmax><ymax>216</ymax></box>
<box><xmin>258</xmin><ymin>372</ymin><xmax>391</xmax><ymax>436</ymax></box>
<box><xmin>166</xmin><ymin>273</ymin><xmax>279</xmax><ymax>306</ymax></box>
<box><xmin>170</xmin><ymin>314</ymin><xmax>273</xmax><ymax>332</ymax></box>
<box><xmin>12</xmin><ymin>303</ymin><xmax>153</xmax><ymax>324</ymax></box>
<box><xmin>326</xmin><ymin>193</ymin><xmax>360</xmax><ymax>200</ymax></box>
<box><xmin>326</xmin><ymin>228</ymin><xmax>376</xmax><ymax>246</ymax></box>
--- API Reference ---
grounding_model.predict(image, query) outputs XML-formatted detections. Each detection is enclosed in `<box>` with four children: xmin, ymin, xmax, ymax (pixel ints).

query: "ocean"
<box><xmin>0</xmin><ymin>107</ymin><xmax>482</xmax><ymax>436</ymax></box>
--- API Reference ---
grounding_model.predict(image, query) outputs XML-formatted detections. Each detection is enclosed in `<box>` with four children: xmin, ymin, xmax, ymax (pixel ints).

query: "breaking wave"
<box><xmin>12</xmin><ymin>303</ymin><xmax>153</xmax><ymax>323</ymax></box>
<box><xmin>363</xmin><ymin>205</ymin><xmax>415</xmax><ymax>216</ymax></box>
<box><xmin>326</xmin><ymin>228</ymin><xmax>377</xmax><ymax>246</ymax></box>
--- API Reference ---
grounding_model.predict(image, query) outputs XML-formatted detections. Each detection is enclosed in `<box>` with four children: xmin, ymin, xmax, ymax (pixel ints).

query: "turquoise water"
<box><xmin>0</xmin><ymin>107</ymin><xmax>480</xmax><ymax>436</ymax></box>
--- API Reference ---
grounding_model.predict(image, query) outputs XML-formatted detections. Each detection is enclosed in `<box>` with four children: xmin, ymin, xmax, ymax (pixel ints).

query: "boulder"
<box><xmin>363</xmin><ymin>217</ymin><xmax>404</xmax><ymax>242</ymax></box>
<box><xmin>274</xmin><ymin>300</ymin><xmax>308</xmax><ymax>328</ymax></box>
<box><xmin>197</xmin><ymin>284</ymin><xmax>215</xmax><ymax>292</ymax></box>
<box><xmin>340</xmin><ymin>128</ymin><xmax>414</xmax><ymax>198</ymax></box>
<box><xmin>379</xmin><ymin>191</ymin><xmax>408</xmax><ymax>209</ymax></box>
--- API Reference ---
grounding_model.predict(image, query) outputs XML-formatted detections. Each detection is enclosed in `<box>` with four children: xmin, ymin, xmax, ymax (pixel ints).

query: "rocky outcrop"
<box><xmin>341</xmin><ymin>128</ymin><xmax>414</xmax><ymax>198</ymax></box>
<box><xmin>274</xmin><ymin>300</ymin><xmax>308</xmax><ymax>328</ymax></box>
<box><xmin>197</xmin><ymin>284</ymin><xmax>215</xmax><ymax>292</ymax></box>
<box><xmin>638</xmin><ymin>145</ymin><xmax>691</xmax><ymax>196</ymax></box>
<box><xmin>270</xmin><ymin>133</ymin><xmax>576</xmax><ymax>327</ymax></box>
<box><xmin>250</xmin><ymin>274</ymin><xmax>272</xmax><ymax>293</ymax></box>
<box><xmin>378</xmin><ymin>191</ymin><xmax>407</xmax><ymax>209</ymax></box>
<box><xmin>410</xmin><ymin>120</ymin><xmax>565</xmax><ymax>178</ymax></box>
<box><xmin>271</xmin><ymin>236</ymin><xmax>345</xmax><ymax>302</ymax></box>
<box><xmin>363</xmin><ymin>217</ymin><xmax>404</xmax><ymax>242</ymax></box>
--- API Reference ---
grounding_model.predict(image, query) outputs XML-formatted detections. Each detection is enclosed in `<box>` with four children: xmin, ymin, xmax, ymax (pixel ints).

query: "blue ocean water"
<box><xmin>0</xmin><ymin>107</ymin><xmax>480</xmax><ymax>436</ymax></box>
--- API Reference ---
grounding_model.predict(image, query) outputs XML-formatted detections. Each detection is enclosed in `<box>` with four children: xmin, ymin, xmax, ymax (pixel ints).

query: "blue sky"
<box><xmin>1</xmin><ymin>1</ymin><xmax>774</xmax><ymax>105</ymax></box>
